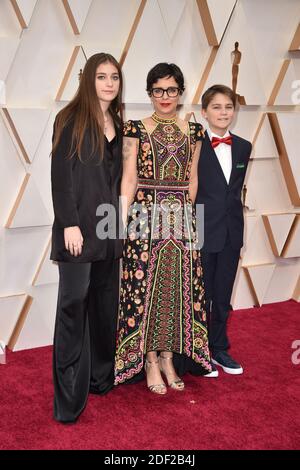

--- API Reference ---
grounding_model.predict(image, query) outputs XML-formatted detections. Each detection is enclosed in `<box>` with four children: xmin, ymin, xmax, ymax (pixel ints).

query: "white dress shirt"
<box><xmin>207</xmin><ymin>128</ymin><xmax>232</xmax><ymax>184</ymax></box>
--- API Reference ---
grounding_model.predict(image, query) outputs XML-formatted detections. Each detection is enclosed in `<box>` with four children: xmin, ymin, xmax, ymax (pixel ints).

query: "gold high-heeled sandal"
<box><xmin>144</xmin><ymin>359</ymin><xmax>167</xmax><ymax>395</ymax></box>
<box><xmin>159</xmin><ymin>353</ymin><xmax>185</xmax><ymax>391</ymax></box>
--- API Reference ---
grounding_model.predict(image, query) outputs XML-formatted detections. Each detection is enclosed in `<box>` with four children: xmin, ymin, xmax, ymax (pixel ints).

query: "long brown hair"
<box><xmin>52</xmin><ymin>53</ymin><xmax>123</xmax><ymax>161</ymax></box>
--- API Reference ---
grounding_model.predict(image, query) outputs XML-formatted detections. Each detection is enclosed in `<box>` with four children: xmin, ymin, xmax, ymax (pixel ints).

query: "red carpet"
<box><xmin>0</xmin><ymin>300</ymin><xmax>299</xmax><ymax>450</ymax></box>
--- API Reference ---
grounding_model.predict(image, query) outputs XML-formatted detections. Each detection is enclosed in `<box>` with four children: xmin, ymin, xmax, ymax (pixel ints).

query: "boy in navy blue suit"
<box><xmin>196</xmin><ymin>85</ymin><xmax>252</xmax><ymax>377</ymax></box>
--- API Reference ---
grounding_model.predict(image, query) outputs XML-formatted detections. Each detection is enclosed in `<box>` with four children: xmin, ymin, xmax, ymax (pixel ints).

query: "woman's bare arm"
<box><xmin>189</xmin><ymin>141</ymin><xmax>201</xmax><ymax>203</ymax></box>
<box><xmin>121</xmin><ymin>136</ymin><xmax>139</xmax><ymax>226</ymax></box>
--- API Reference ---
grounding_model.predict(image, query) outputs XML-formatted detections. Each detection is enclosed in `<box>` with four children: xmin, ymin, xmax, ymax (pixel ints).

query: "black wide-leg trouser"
<box><xmin>53</xmin><ymin>256</ymin><xmax>119</xmax><ymax>422</ymax></box>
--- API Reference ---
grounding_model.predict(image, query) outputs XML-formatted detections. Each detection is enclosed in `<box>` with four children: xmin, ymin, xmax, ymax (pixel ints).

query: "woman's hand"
<box><xmin>64</xmin><ymin>226</ymin><xmax>83</xmax><ymax>257</ymax></box>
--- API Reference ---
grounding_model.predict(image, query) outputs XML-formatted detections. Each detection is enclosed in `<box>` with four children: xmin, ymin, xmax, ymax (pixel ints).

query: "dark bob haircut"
<box><xmin>146</xmin><ymin>63</ymin><xmax>185</xmax><ymax>96</ymax></box>
<box><xmin>201</xmin><ymin>84</ymin><xmax>237</xmax><ymax>110</ymax></box>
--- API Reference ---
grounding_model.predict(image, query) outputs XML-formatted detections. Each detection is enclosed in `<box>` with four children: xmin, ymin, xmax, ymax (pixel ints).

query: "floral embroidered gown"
<box><xmin>115</xmin><ymin>119</ymin><xmax>211</xmax><ymax>384</ymax></box>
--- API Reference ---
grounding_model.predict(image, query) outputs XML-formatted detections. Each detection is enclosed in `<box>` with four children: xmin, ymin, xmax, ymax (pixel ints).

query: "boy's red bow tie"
<box><xmin>211</xmin><ymin>135</ymin><xmax>232</xmax><ymax>148</ymax></box>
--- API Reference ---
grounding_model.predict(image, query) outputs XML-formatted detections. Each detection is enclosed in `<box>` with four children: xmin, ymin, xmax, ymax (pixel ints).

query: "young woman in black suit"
<box><xmin>50</xmin><ymin>53</ymin><xmax>123</xmax><ymax>423</ymax></box>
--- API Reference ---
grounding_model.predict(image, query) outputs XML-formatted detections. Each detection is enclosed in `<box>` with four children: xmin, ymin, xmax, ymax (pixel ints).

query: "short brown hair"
<box><xmin>201</xmin><ymin>84</ymin><xmax>236</xmax><ymax>110</ymax></box>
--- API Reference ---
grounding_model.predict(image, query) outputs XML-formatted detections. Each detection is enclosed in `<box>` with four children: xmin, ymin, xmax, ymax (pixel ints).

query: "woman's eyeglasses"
<box><xmin>151</xmin><ymin>87</ymin><xmax>181</xmax><ymax>98</ymax></box>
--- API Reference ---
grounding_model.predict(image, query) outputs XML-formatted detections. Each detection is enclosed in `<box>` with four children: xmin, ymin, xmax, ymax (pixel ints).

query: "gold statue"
<box><xmin>242</xmin><ymin>184</ymin><xmax>249</xmax><ymax>210</ymax></box>
<box><xmin>231</xmin><ymin>42</ymin><xmax>246</xmax><ymax>105</ymax></box>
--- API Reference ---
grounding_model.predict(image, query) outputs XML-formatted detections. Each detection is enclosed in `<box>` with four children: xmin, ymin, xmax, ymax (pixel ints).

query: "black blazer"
<box><xmin>50</xmin><ymin>119</ymin><xmax>123</xmax><ymax>262</ymax></box>
<box><xmin>196</xmin><ymin>130</ymin><xmax>252</xmax><ymax>253</ymax></box>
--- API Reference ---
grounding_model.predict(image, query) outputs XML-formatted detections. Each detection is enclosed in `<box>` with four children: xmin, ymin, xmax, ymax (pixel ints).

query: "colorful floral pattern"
<box><xmin>115</xmin><ymin>120</ymin><xmax>211</xmax><ymax>384</ymax></box>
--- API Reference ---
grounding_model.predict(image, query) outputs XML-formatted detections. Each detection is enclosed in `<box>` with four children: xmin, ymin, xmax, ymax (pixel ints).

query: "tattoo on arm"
<box><xmin>123</xmin><ymin>138</ymin><xmax>134</xmax><ymax>161</ymax></box>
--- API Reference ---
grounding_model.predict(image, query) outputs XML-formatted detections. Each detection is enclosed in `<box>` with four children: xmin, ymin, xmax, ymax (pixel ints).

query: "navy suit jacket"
<box><xmin>196</xmin><ymin>130</ymin><xmax>252</xmax><ymax>253</ymax></box>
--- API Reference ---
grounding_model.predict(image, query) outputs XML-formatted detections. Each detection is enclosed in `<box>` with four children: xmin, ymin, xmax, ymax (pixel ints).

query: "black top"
<box><xmin>196</xmin><ymin>130</ymin><xmax>252</xmax><ymax>253</ymax></box>
<box><xmin>50</xmin><ymin>119</ymin><xmax>123</xmax><ymax>262</ymax></box>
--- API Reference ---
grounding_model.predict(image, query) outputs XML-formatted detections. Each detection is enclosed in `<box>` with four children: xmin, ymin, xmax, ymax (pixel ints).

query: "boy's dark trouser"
<box><xmin>53</xmin><ymin>256</ymin><xmax>119</xmax><ymax>422</ymax></box>
<box><xmin>201</xmin><ymin>235</ymin><xmax>240</xmax><ymax>355</ymax></box>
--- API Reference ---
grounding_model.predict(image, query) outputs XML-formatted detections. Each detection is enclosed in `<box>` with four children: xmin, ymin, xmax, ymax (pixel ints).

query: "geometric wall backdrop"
<box><xmin>0</xmin><ymin>0</ymin><xmax>299</xmax><ymax>351</ymax></box>
<box><xmin>262</xmin><ymin>214</ymin><xmax>296</xmax><ymax>257</ymax></box>
<box><xmin>251</xmin><ymin>114</ymin><xmax>279</xmax><ymax>160</ymax></box>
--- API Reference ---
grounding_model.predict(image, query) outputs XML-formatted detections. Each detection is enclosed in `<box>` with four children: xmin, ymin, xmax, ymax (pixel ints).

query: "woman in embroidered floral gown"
<box><xmin>115</xmin><ymin>63</ymin><xmax>211</xmax><ymax>394</ymax></box>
